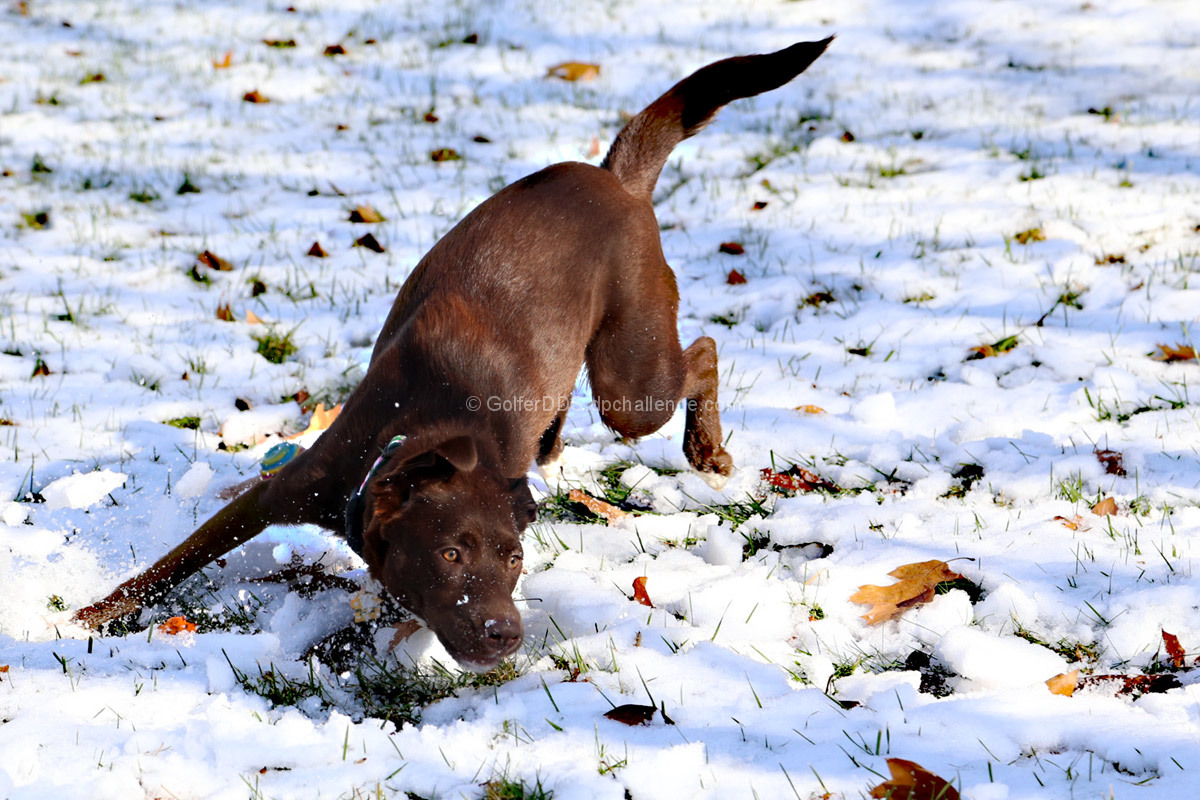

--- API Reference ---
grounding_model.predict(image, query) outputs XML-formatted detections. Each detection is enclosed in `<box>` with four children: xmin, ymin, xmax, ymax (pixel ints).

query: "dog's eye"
<box><xmin>441</xmin><ymin>548</ymin><xmax>460</xmax><ymax>563</ymax></box>
<box><xmin>508</xmin><ymin>553</ymin><xmax>522</xmax><ymax>569</ymax></box>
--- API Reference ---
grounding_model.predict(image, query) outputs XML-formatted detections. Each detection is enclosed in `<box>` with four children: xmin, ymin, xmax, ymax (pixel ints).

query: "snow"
<box><xmin>2</xmin><ymin>0</ymin><xmax>1200</xmax><ymax>798</ymax></box>
<box><xmin>39</xmin><ymin>470</ymin><xmax>127</xmax><ymax>511</ymax></box>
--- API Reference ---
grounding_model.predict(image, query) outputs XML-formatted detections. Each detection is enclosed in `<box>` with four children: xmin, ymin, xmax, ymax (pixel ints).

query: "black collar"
<box><xmin>343</xmin><ymin>435</ymin><xmax>407</xmax><ymax>558</ymax></box>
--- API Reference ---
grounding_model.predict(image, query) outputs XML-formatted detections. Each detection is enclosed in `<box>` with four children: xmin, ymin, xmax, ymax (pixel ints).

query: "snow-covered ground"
<box><xmin>3</xmin><ymin>0</ymin><xmax>1200</xmax><ymax>797</ymax></box>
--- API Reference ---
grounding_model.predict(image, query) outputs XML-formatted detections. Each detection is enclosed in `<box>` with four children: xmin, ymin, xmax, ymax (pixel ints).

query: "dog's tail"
<box><xmin>600</xmin><ymin>37</ymin><xmax>833</xmax><ymax>199</ymax></box>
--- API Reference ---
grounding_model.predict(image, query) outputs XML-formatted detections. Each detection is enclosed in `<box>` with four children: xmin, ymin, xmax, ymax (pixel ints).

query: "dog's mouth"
<box><xmin>428</xmin><ymin>614</ymin><xmax>523</xmax><ymax>674</ymax></box>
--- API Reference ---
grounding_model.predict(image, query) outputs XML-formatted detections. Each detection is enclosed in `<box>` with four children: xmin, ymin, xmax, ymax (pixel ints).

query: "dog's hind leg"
<box><xmin>586</xmin><ymin>288</ymin><xmax>733</xmax><ymax>485</ymax></box>
<box><xmin>679</xmin><ymin>336</ymin><xmax>733</xmax><ymax>488</ymax></box>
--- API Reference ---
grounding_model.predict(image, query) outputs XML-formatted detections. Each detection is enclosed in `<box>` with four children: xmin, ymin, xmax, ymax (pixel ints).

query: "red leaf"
<box><xmin>631</xmin><ymin>576</ymin><xmax>653</xmax><ymax>608</ymax></box>
<box><xmin>726</xmin><ymin>269</ymin><xmax>747</xmax><ymax>285</ymax></box>
<box><xmin>718</xmin><ymin>242</ymin><xmax>744</xmax><ymax>255</ymax></box>
<box><xmin>1095</xmin><ymin>449</ymin><xmax>1126</xmax><ymax>476</ymax></box>
<box><xmin>1162</xmin><ymin>630</ymin><xmax>1186</xmax><ymax>669</ymax></box>
<box><xmin>760</xmin><ymin>466</ymin><xmax>838</xmax><ymax>494</ymax></box>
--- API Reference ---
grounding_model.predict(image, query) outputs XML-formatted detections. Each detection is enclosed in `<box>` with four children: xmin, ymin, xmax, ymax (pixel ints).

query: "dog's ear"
<box><xmin>509</xmin><ymin>477</ymin><xmax>537</xmax><ymax>528</ymax></box>
<box><xmin>369</xmin><ymin>435</ymin><xmax>479</xmax><ymax>516</ymax></box>
<box><xmin>432</xmin><ymin>435</ymin><xmax>478</xmax><ymax>474</ymax></box>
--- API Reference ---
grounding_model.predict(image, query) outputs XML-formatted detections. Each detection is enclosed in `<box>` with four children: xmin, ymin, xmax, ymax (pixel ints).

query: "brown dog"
<box><xmin>74</xmin><ymin>38</ymin><xmax>832</xmax><ymax>670</ymax></box>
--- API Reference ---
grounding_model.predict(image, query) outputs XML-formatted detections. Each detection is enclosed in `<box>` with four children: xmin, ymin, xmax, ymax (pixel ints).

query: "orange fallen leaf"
<box><xmin>546</xmin><ymin>61</ymin><xmax>600</xmax><ymax>82</ymax></box>
<box><xmin>1091</xmin><ymin>497</ymin><xmax>1118</xmax><ymax>517</ymax></box>
<box><xmin>726</xmin><ymin>269</ymin><xmax>747</xmax><ymax>285</ymax></box>
<box><xmin>1162</xmin><ymin>630</ymin><xmax>1186</xmax><ymax>669</ymax></box>
<box><xmin>430</xmin><ymin>148</ymin><xmax>461</xmax><ymax>162</ymax></box>
<box><xmin>245</xmin><ymin>310</ymin><xmax>263</xmax><ymax>325</ymax></box>
<box><xmin>794</xmin><ymin>404</ymin><xmax>826</xmax><ymax>415</ymax></box>
<box><xmin>869</xmin><ymin>758</ymin><xmax>960</xmax><ymax>800</ymax></box>
<box><xmin>212</xmin><ymin>50</ymin><xmax>233</xmax><ymax>69</ymax></box>
<box><xmin>242</xmin><ymin>89</ymin><xmax>270</xmax><ymax>104</ymax></box>
<box><xmin>631</xmin><ymin>576</ymin><xmax>653</xmax><ymax>608</ymax></box>
<box><xmin>567</xmin><ymin>489</ymin><xmax>627</xmax><ymax>524</ymax></box>
<box><xmin>1046</xmin><ymin>669</ymin><xmax>1079</xmax><ymax>696</ymax></box>
<box><xmin>216</xmin><ymin>303</ymin><xmax>234</xmax><ymax>321</ymax></box>
<box><xmin>323</xmin><ymin>43</ymin><xmax>347</xmax><ymax>57</ymax></box>
<box><xmin>586</xmin><ymin>136</ymin><xmax>601</xmax><ymax>158</ymax></box>
<box><xmin>306</xmin><ymin>241</ymin><xmax>327</xmax><ymax>258</ymax></box>
<box><xmin>285</xmin><ymin>403</ymin><xmax>342</xmax><ymax>440</ymax></box>
<box><xmin>157</xmin><ymin>616</ymin><xmax>197</xmax><ymax>635</ymax></box>
<box><xmin>0</xmin><ymin>665</ymin><xmax>9</xmax><ymax>674</ymax></box>
<box><xmin>850</xmin><ymin>560</ymin><xmax>964</xmax><ymax>625</ymax></box>
<box><xmin>1152</xmin><ymin>343</ymin><xmax>1197</xmax><ymax>362</ymax></box>
<box><xmin>348</xmin><ymin>205</ymin><xmax>384</xmax><ymax>223</ymax></box>
<box><xmin>1054</xmin><ymin>514</ymin><xmax>1085</xmax><ymax>531</ymax></box>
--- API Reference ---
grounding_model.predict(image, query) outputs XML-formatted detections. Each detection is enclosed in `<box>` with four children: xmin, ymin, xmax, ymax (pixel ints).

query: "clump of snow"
<box><xmin>173</xmin><ymin>461</ymin><xmax>214</xmax><ymax>498</ymax></box>
<box><xmin>40</xmin><ymin>469</ymin><xmax>126</xmax><ymax>510</ymax></box>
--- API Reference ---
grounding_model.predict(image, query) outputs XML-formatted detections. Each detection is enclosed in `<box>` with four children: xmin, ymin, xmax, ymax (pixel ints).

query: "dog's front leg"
<box><xmin>73</xmin><ymin>480</ymin><xmax>278</xmax><ymax>630</ymax></box>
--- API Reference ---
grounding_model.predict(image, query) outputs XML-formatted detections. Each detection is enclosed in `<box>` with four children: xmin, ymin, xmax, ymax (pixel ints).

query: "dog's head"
<box><xmin>355</xmin><ymin>434</ymin><xmax>535</xmax><ymax>672</ymax></box>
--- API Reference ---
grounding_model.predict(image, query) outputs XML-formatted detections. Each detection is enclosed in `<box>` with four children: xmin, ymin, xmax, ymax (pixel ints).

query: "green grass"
<box><xmin>254</xmin><ymin>328</ymin><xmax>298</xmax><ymax>364</ymax></box>
<box><xmin>225</xmin><ymin>656</ymin><xmax>327</xmax><ymax>708</ymax></box>
<box><xmin>164</xmin><ymin>416</ymin><xmax>200</xmax><ymax>430</ymax></box>
<box><xmin>352</xmin><ymin>655</ymin><xmax>521</xmax><ymax>727</ymax></box>
<box><xmin>482</xmin><ymin>776</ymin><xmax>552</xmax><ymax>800</ymax></box>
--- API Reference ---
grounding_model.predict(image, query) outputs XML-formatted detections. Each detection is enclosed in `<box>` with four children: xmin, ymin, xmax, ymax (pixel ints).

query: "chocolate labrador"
<box><xmin>74</xmin><ymin>37</ymin><xmax>832</xmax><ymax>671</ymax></box>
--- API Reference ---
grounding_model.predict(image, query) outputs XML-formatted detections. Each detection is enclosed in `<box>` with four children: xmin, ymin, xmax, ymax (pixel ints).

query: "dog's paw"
<box><xmin>697</xmin><ymin>469</ymin><xmax>730</xmax><ymax>491</ymax></box>
<box><xmin>536</xmin><ymin>453</ymin><xmax>565</xmax><ymax>483</ymax></box>
<box><xmin>43</xmin><ymin>610</ymin><xmax>96</xmax><ymax>640</ymax></box>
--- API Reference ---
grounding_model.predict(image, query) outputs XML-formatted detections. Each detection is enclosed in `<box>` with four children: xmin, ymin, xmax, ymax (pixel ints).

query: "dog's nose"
<box><xmin>484</xmin><ymin>615</ymin><xmax>522</xmax><ymax>652</ymax></box>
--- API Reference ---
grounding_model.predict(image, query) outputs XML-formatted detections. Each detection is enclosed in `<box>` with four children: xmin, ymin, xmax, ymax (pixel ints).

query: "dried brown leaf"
<box><xmin>850</xmin><ymin>560</ymin><xmax>964</xmax><ymax>625</ymax></box>
<box><xmin>1091</xmin><ymin>497</ymin><xmax>1118</xmax><ymax>517</ymax></box>
<box><xmin>1152</xmin><ymin>343</ymin><xmax>1198</xmax><ymax>362</ymax></box>
<box><xmin>348</xmin><ymin>205</ymin><xmax>384</xmax><ymax>223</ymax></box>
<box><xmin>354</xmin><ymin>233</ymin><xmax>385</xmax><ymax>253</ymax></box>
<box><xmin>197</xmin><ymin>250</ymin><xmax>234</xmax><ymax>271</ymax></box>
<box><xmin>869</xmin><ymin>758</ymin><xmax>960</xmax><ymax>800</ymax></box>
<box><xmin>603</xmin><ymin>704</ymin><xmax>657</xmax><ymax>726</ymax></box>
<box><xmin>567</xmin><ymin>489</ymin><xmax>627</xmax><ymax>524</ymax></box>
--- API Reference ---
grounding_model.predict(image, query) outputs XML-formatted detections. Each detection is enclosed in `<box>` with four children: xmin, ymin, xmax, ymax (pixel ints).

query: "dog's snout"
<box><xmin>483</xmin><ymin>615</ymin><xmax>522</xmax><ymax>650</ymax></box>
